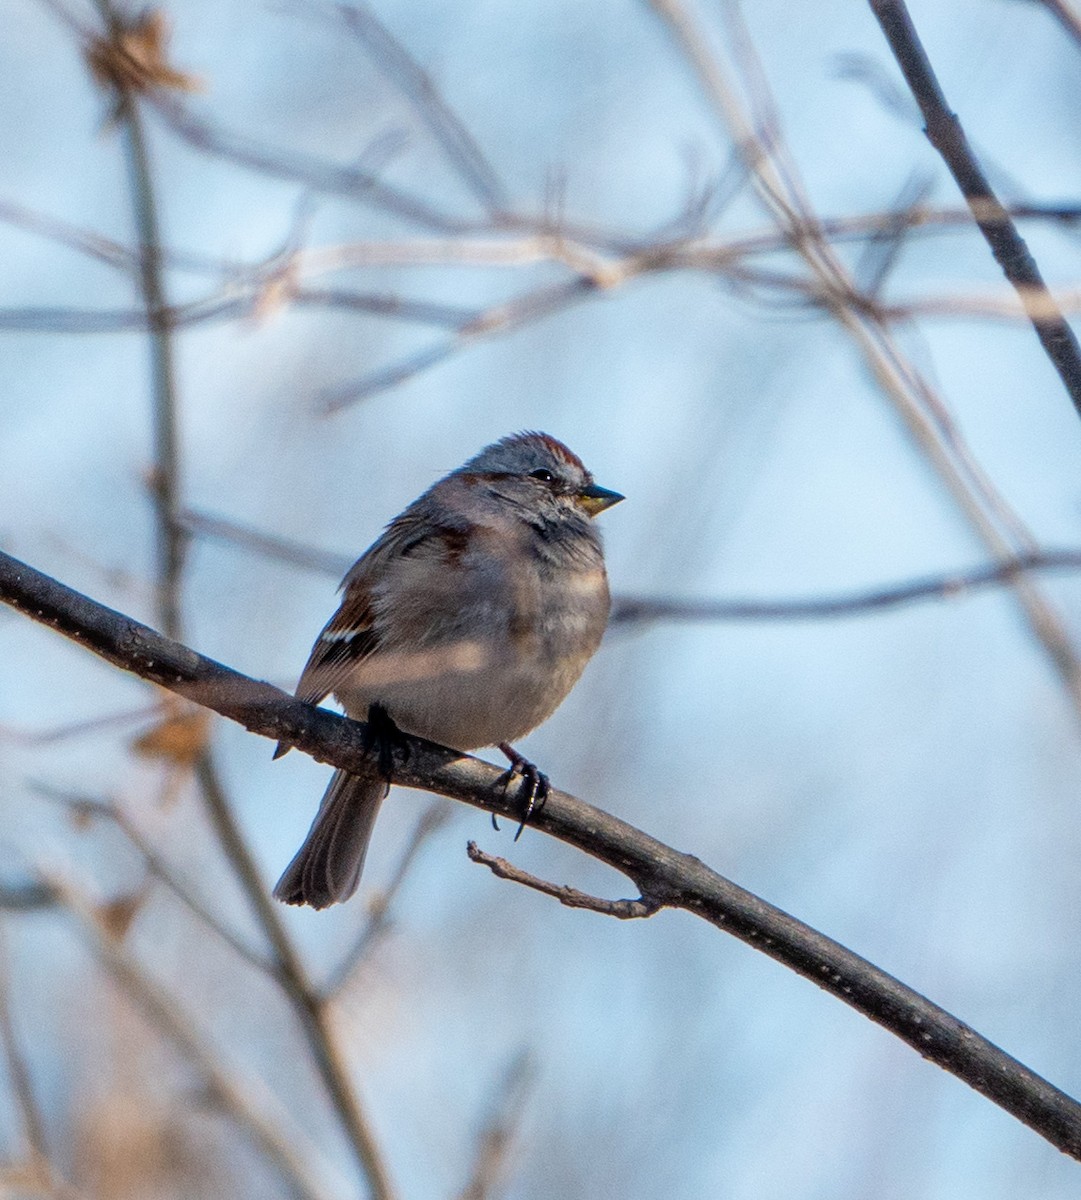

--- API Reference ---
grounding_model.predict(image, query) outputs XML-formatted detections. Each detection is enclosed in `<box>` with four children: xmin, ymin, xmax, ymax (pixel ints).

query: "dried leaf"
<box><xmin>131</xmin><ymin>708</ymin><xmax>210</xmax><ymax>766</ymax></box>
<box><xmin>86</xmin><ymin>9</ymin><xmax>203</xmax><ymax>98</ymax></box>
<box><xmin>98</xmin><ymin>891</ymin><xmax>145</xmax><ymax>941</ymax></box>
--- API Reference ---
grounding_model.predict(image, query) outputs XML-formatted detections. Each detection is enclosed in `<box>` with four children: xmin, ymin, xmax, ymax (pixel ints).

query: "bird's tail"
<box><xmin>273</xmin><ymin>769</ymin><xmax>388</xmax><ymax>909</ymax></box>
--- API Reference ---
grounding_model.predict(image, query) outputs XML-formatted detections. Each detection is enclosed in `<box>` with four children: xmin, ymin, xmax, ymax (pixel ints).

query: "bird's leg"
<box><xmin>362</xmin><ymin>702</ymin><xmax>409</xmax><ymax>781</ymax></box>
<box><xmin>496</xmin><ymin>742</ymin><xmax>550</xmax><ymax>841</ymax></box>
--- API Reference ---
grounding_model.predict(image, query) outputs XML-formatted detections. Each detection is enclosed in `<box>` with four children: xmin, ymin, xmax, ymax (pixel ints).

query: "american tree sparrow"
<box><xmin>274</xmin><ymin>432</ymin><xmax>623</xmax><ymax>908</ymax></box>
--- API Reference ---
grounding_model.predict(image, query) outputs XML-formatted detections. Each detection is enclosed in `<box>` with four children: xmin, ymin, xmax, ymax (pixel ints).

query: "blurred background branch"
<box><xmin>869</xmin><ymin>0</ymin><xmax>1081</xmax><ymax>415</ymax></box>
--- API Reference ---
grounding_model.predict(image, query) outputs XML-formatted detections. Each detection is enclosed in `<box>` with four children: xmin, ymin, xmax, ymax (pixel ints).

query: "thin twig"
<box><xmin>0</xmin><ymin>883</ymin><xmax>57</xmax><ymax>911</ymax></box>
<box><xmin>869</xmin><ymin>0</ymin><xmax>1081</xmax><ymax>418</ymax></box>
<box><xmin>322</xmin><ymin>276</ymin><xmax>599</xmax><ymax>409</ymax></box>
<box><xmin>179</xmin><ymin>508</ymin><xmax>353</xmax><ymax>576</ymax></box>
<box><xmin>333</xmin><ymin>1</ymin><xmax>508</xmax><ymax>213</ymax></box>
<box><xmin>29</xmin><ymin>783</ymin><xmax>271</xmax><ymax>974</ymax></box>
<box><xmin>610</xmin><ymin>550</ymin><xmax>1081</xmax><ymax>623</ymax></box>
<box><xmin>3</xmin><ymin>550</ymin><xmax>1081</xmax><ymax>1159</ymax></box>
<box><xmin>150</xmin><ymin>95</ymin><xmax>474</xmax><ymax>234</ymax></box>
<box><xmin>178</xmin><ymin>507</ymin><xmax>1081</xmax><ymax>625</ymax></box>
<box><xmin>467</xmin><ymin>844</ymin><xmax>661</xmax><ymax>919</ymax></box>
<box><xmin>0</xmin><ymin>927</ymin><xmax>51</xmax><ymax>1168</ymax></box>
<box><xmin>456</xmin><ymin>1049</ymin><xmax>536</xmax><ymax>1200</ymax></box>
<box><xmin>0</xmin><ymin>701</ymin><xmax>164</xmax><ymax>746</ymax></box>
<box><xmin>326</xmin><ymin>801</ymin><xmax>452</xmax><ymax>998</ymax></box>
<box><xmin>1032</xmin><ymin>0</ymin><xmax>1081</xmax><ymax>48</ymax></box>
<box><xmin>86</xmin><ymin>1</ymin><xmax>186</xmax><ymax>642</ymax></box>
<box><xmin>0</xmin><ymin>285</ymin><xmax>475</xmax><ymax>335</ymax></box>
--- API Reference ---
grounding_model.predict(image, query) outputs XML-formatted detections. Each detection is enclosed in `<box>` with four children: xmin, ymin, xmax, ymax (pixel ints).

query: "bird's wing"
<box><xmin>292</xmin><ymin>509</ymin><xmax>472</xmax><ymax>707</ymax></box>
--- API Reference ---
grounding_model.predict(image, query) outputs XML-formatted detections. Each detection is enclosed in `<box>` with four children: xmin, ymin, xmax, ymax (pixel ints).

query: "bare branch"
<box><xmin>194</xmin><ymin>749</ymin><xmax>399</xmax><ymax>1200</ymax></box>
<box><xmin>0</xmin><ymin>701</ymin><xmax>164</xmax><ymax>747</ymax></box>
<box><xmin>149</xmin><ymin>96</ymin><xmax>474</xmax><ymax>234</ymax></box>
<box><xmin>179</xmin><ymin>509</ymin><xmax>352</xmax><ymax>577</ymax></box>
<box><xmin>86</xmin><ymin>0</ymin><xmax>186</xmax><ymax>642</ymax></box>
<box><xmin>29</xmin><ymin>783</ymin><xmax>272</xmax><ymax>975</ymax></box>
<box><xmin>322</xmin><ymin>276</ymin><xmax>598</xmax><ymax>409</ymax></box>
<box><xmin>3</xmin><ymin>549</ymin><xmax>1081</xmax><ymax>1158</ymax></box>
<box><xmin>0</xmin><ymin>928</ymin><xmax>50</xmax><ymax>1165</ymax></box>
<box><xmin>869</xmin><ymin>0</ymin><xmax>1081</xmax><ymax>418</ymax></box>
<box><xmin>0</xmin><ymin>882</ymin><xmax>58</xmax><ymax>911</ymax></box>
<box><xmin>0</xmin><ymin>198</ymin><xmax>135</xmax><ymax>273</ymax></box>
<box><xmin>610</xmin><ymin>550</ymin><xmax>1081</xmax><ymax>623</ymax></box>
<box><xmin>1031</xmin><ymin>0</ymin><xmax>1081</xmax><ymax>49</ymax></box>
<box><xmin>645</xmin><ymin>0</ymin><xmax>1081</xmax><ymax>722</ymax></box>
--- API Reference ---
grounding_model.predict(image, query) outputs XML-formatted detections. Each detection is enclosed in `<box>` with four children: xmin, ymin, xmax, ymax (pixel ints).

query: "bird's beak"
<box><xmin>576</xmin><ymin>483</ymin><xmax>624</xmax><ymax>517</ymax></box>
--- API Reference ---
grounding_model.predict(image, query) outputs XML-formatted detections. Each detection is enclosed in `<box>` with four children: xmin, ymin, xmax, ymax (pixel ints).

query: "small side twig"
<box><xmin>466</xmin><ymin>843</ymin><xmax>661</xmax><ymax>920</ymax></box>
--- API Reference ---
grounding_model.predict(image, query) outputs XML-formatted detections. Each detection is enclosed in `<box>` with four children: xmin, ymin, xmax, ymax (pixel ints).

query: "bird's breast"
<box><xmin>334</xmin><ymin>553</ymin><xmax>610</xmax><ymax>751</ymax></box>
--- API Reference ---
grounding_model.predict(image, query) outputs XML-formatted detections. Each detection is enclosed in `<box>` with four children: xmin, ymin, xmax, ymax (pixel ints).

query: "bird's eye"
<box><xmin>529</xmin><ymin>469</ymin><xmax>555</xmax><ymax>483</ymax></box>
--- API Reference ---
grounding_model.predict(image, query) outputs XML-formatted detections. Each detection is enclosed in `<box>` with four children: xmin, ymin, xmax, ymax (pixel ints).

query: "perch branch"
<box><xmin>2</xmin><ymin>547</ymin><xmax>1081</xmax><ymax>1159</ymax></box>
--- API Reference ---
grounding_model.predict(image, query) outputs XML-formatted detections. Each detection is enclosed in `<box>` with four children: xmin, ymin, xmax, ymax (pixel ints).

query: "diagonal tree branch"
<box><xmin>332</xmin><ymin>0</ymin><xmax>509</xmax><ymax>214</ymax></box>
<box><xmin>1033</xmin><ymin>0</ymin><xmax>1081</xmax><ymax>50</ymax></box>
<box><xmin>2</xmin><ymin>545</ymin><xmax>1081</xmax><ymax>1159</ymax></box>
<box><xmin>869</xmin><ymin>0</ymin><xmax>1081</xmax><ymax>418</ymax></box>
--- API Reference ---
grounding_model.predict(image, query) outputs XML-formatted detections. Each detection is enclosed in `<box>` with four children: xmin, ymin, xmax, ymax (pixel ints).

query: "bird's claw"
<box><xmin>496</xmin><ymin>743</ymin><xmax>549</xmax><ymax>840</ymax></box>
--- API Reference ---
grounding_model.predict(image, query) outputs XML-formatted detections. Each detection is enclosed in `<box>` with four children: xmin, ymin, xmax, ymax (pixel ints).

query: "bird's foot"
<box><xmin>495</xmin><ymin>742</ymin><xmax>549</xmax><ymax>841</ymax></box>
<box><xmin>363</xmin><ymin>703</ymin><xmax>409</xmax><ymax>781</ymax></box>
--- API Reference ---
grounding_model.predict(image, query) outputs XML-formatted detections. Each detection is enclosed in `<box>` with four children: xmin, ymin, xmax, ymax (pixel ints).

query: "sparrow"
<box><xmin>273</xmin><ymin>432</ymin><xmax>623</xmax><ymax>908</ymax></box>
